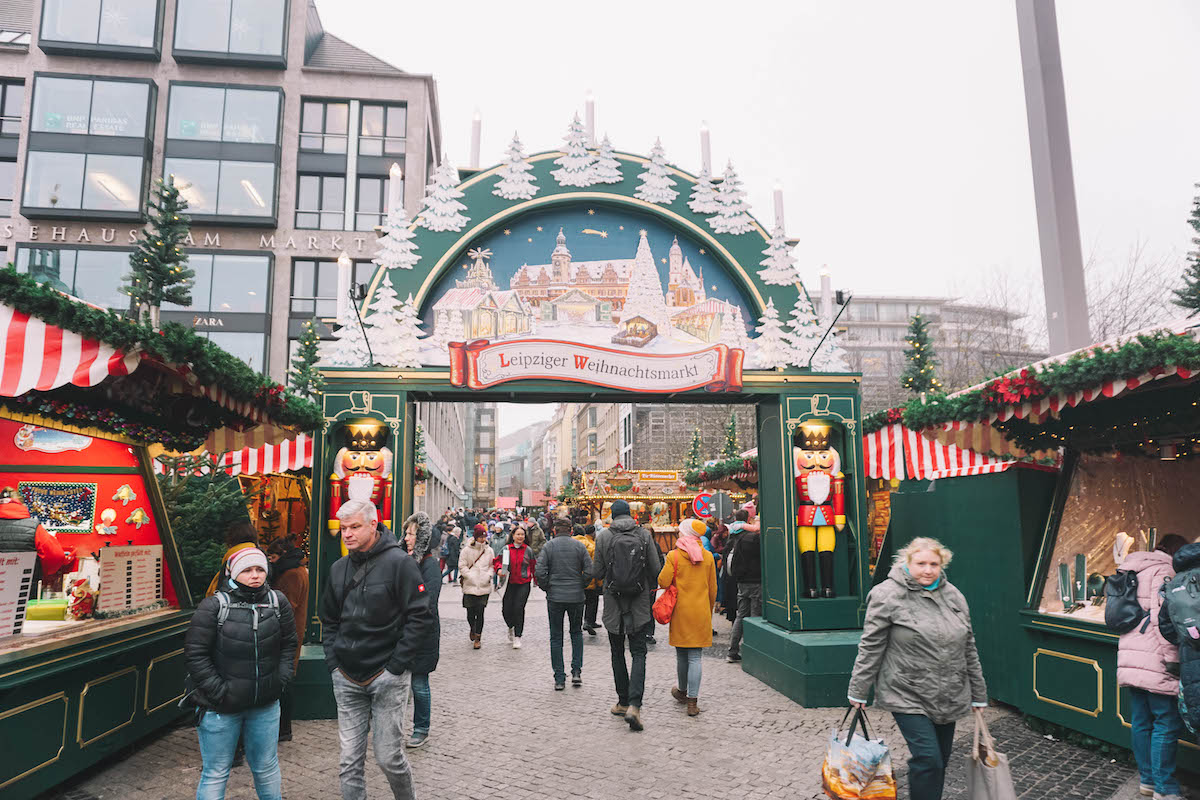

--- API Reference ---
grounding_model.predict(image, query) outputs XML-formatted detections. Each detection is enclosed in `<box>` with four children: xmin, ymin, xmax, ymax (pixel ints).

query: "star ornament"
<box><xmin>503</xmin><ymin>229</ymin><xmax>511</xmax><ymax>236</ymax></box>
<box><xmin>587</xmin><ymin>209</ymin><xmax>596</xmax><ymax>215</ymax></box>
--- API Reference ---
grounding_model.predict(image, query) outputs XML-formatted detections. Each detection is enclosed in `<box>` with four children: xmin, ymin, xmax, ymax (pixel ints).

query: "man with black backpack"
<box><xmin>592</xmin><ymin>499</ymin><xmax>663</xmax><ymax>732</ymax></box>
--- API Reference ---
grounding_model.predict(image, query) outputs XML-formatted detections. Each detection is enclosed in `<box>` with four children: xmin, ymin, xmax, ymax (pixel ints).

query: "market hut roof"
<box><xmin>0</xmin><ymin>269</ymin><xmax>322</xmax><ymax>452</ymax></box>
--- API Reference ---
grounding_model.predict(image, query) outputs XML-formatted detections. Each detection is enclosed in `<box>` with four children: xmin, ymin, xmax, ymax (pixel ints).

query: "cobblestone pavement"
<box><xmin>41</xmin><ymin>584</ymin><xmax>1185</xmax><ymax>800</ymax></box>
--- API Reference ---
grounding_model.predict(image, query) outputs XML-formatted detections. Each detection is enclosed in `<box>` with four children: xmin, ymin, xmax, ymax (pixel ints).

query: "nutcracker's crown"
<box><xmin>344</xmin><ymin>422</ymin><xmax>386</xmax><ymax>451</ymax></box>
<box><xmin>798</xmin><ymin>424</ymin><xmax>831</xmax><ymax>451</ymax></box>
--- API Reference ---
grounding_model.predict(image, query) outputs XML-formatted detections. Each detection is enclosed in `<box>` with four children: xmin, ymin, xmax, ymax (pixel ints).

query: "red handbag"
<box><xmin>652</xmin><ymin>553</ymin><xmax>678</xmax><ymax>625</ymax></box>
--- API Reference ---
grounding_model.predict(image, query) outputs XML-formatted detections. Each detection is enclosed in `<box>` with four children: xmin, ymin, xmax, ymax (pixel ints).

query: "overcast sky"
<box><xmin>319</xmin><ymin>1</ymin><xmax>1200</xmax><ymax>435</ymax></box>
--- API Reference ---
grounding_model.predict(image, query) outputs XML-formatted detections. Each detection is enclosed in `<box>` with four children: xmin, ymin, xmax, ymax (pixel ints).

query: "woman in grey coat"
<box><xmin>847</xmin><ymin>537</ymin><xmax>987</xmax><ymax>800</ymax></box>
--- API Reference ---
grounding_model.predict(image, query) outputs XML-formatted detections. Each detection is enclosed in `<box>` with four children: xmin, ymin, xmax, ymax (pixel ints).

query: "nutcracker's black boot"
<box><xmin>819</xmin><ymin>551</ymin><xmax>836</xmax><ymax>598</ymax></box>
<box><xmin>801</xmin><ymin>551</ymin><xmax>819</xmax><ymax>599</ymax></box>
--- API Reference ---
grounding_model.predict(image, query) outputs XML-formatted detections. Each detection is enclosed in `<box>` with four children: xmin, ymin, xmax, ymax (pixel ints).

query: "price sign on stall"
<box><xmin>693</xmin><ymin>491</ymin><xmax>715</xmax><ymax>518</ymax></box>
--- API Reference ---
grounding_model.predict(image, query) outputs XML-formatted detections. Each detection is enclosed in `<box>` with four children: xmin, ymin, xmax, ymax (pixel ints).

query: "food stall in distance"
<box><xmin>882</xmin><ymin>318</ymin><xmax>1200</xmax><ymax>765</ymax></box>
<box><xmin>0</xmin><ymin>271</ymin><xmax>321</xmax><ymax>800</ymax></box>
<box><xmin>224</xmin><ymin>434</ymin><xmax>313</xmax><ymax>556</ymax></box>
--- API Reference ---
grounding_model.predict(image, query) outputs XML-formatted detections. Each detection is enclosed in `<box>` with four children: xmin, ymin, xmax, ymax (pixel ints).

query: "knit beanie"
<box><xmin>610</xmin><ymin>499</ymin><xmax>631</xmax><ymax>517</ymax></box>
<box><xmin>553</xmin><ymin>516</ymin><xmax>574</xmax><ymax>535</ymax></box>
<box><xmin>473</xmin><ymin>523</ymin><xmax>488</xmax><ymax>537</ymax></box>
<box><xmin>679</xmin><ymin>519</ymin><xmax>707</xmax><ymax>538</ymax></box>
<box><xmin>228</xmin><ymin>547</ymin><xmax>268</xmax><ymax>580</ymax></box>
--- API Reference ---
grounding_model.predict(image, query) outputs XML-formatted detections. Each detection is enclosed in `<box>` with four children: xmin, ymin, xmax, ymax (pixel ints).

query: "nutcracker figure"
<box><xmin>794</xmin><ymin>425</ymin><xmax>845</xmax><ymax>599</ymax></box>
<box><xmin>328</xmin><ymin>423</ymin><xmax>393</xmax><ymax>553</ymax></box>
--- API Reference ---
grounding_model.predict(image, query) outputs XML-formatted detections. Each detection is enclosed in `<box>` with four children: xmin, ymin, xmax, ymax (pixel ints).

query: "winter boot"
<box><xmin>819</xmin><ymin>551</ymin><xmax>836</xmax><ymax>598</ymax></box>
<box><xmin>625</xmin><ymin>706</ymin><xmax>644</xmax><ymax>731</ymax></box>
<box><xmin>801</xmin><ymin>551</ymin><xmax>819</xmax><ymax>599</ymax></box>
<box><xmin>687</xmin><ymin>697</ymin><xmax>701</xmax><ymax>716</ymax></box>
<box><xmin>671</xmin><ymin>687</ymin><xmax>688</xmax><ymax>704</ymax></box>
<box><xmin>611</xmin><ymin>703</ymin><xmax>629</xmax><ymax>716</ymax></box>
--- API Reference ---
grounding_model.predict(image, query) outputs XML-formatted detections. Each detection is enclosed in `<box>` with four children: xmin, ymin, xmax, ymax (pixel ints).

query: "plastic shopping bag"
<box><xmin>968</xmin><ymin>714</ymin><xmax>1017</xmax><ymax>800</ymax></box>
<box><xmin>821</xmin><ymin>708</ymin><xmax>898</xmax><ymax>800</ymax></box>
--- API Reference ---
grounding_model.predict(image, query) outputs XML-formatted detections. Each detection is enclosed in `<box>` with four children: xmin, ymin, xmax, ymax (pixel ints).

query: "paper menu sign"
<box><xmin>0</xmin><ymin>551</ymin><xmax>36</xmax><ymax>637</ymax></box>
<box><xmin>97</xmin><ymin>545</ymin><xmax>163</xmax><ymax>612</ymax></box>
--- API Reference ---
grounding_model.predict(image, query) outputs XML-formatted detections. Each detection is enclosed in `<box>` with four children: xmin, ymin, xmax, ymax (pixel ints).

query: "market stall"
<box><xmin>0</xmin><ymin>270</ymin><xmax>321</xmax><ymax>800</ymax></box>
<box><xmin>881</xmin><ymin>317</ymin><xmax>1200</xmax><ymax>764</ymax></box>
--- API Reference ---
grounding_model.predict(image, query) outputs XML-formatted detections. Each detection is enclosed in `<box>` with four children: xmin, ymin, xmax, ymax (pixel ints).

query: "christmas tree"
<box><xmin>1173</xmin><ymin>191</ymin><xmax>1200</xmax><ymax>313</ymax></box>
<box><xmin>325</xmin><ymin>295</ymin><xmax>371</xmax><ymax>367</ymax></box>
<box><xmin>365</xmin><ymin>272</ymin><xmax>406</xmax><ymax>365</ymax></box>
<box><xmin>785</xmin><ymin>293</ymin><xmax>824</xmax><ymax>368</ymax></box>
<box><xmin>722</xmin><ymin>411</ymin><xmax>739</xmax><ymax>458</ymax></box>
<box><xmin>426</xmin><ymin>308</ymin><xmax>463</xmax><ymax>355</ymax></box>
<box><xmin>635</xmin><ymin>138</ymin><xmax>678</xmax><ymax>204</ymax></box>
<box><xmin>622</xmin><ymin>231</ymin><xmax>671</xmax><ymax>332</ymax></box>
<box><xmin>417</xmin><ymin>158</ymin><xmax>469</xmax><ymax>232</ymax></box>
<box><xmin>684</xmin><ymin>428</ymin><xmax>703</xmax><ymax>470</ymax></box>
<box><xmin>372</xmin><ymin>200</ymin><xmax>420</xmax><ymax>271</ymax></box>
<box><xmin>123</xmin><ymin>176</ymin><xmax>196</xmax><ymax>330</ymax></box>
<box><xmin>289</xmin><ymin>318</ymin><xmax>326</xmax><ymax>400</ymax></box>
<box><xmin>900</xmin><ymin>313</ymin><xmax>943</xmax><ymax>394</ymax></box>
<box><xmin>551</xmin><ymin>114</ymin><xmax>596</xmax><ymax>187</ymax></box>
<box><xmin>749</xmin><ymin>298</ymin><xmax>792</xmax><ymax>369</ymax></box>
<box><xmin>393</xmin><ymin>294</ymin><xmax>427</xmax><ymax>368</ymax></box>
<box><xmin>709</xmin><ymin>161</ymin><xmax>754</xmax><ymax>235</ymax></box>
<box><xmin>590</xmin><ymin>134</ymin><xmax>623</xmax><ymax>184</ymax></box>
<box><xmin>688</xmin><ymin>165</ymin><xmax>720</xmax><ymax>215</ymax></box>
<box><xmin>718</xmin><ymin>303</ymin><xmax>752</xmax><ymax>351</ymax></box>
<box><xmin>413</xmin><ymin>423</ymin><xmax>427</xmax><ymax>483</ymax></box>
<box><xmin>758</xmin><ymin>222</ymin><xmax>798</xmax><ymax>285</ymax></box>
<box><xmin>493</xmin><ymin>133</ymin><xmax>539</xmax><ymax>200</ymax></box>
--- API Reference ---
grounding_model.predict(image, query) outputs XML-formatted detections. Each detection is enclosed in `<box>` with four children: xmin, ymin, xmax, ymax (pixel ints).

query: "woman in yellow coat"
<box><xmin>658</xmin><ymin>518</ymin><xmax>718</xmax><ymax>716</ymax></box>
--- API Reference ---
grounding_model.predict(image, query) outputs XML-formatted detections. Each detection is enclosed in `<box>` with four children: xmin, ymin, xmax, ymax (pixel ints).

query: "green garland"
<box><xmin>0</xmin><ymin>268</ymin><xmax>322</xmax><ymax>432</ymax></box>
<box><xmin>684</xmin><ymin>455</ymin><xmax>758</xmax><ymax>486</ymax></box>
<box><xmin>900</xmin><ymin>330</ymin><xmax>1200</xmax><ymax>434</ymax></box>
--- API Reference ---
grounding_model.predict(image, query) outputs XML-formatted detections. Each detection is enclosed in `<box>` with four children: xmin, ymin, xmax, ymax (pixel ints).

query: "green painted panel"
<box><xmin>0</xmin><ymin>692</ymin><xmax>68</xmax><ymax>791</ymax></box>
<box><xmin>292</xmin><ymin>649</ymin><xmax>337</xmax><ymax>720</ymax></box>
<box><xmin>742</xmin><ymin>619</ymin><xmax>861</xmax><ymax>706</ymax></box>
<box><xmin>144</xmin><ymin>649</ymin><xmax>187</xmax><ymax>715</ymax></box>
<box><xmin>78</xmin><ymin>667</ymin><xmax>139</xmax><ymax>748</ymax></box>
<box><xmin>1032</xmin><ymin>648</ymin><xmax>1103</xmax><ymax>717</ymax></box>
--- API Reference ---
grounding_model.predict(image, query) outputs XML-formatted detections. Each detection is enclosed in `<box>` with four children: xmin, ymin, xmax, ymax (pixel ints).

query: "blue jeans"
<box><xmin>547</xmin><ymin>600</ymin><xmax>584</xmax><ymax>682</ymax></box>
<box><xmin>892</xmin><ymin>713</ymin><xmax>955</xmax><ymax>800</ymax></box>
<box><xmin>1129</xmin><ymin>687</ymin><xmax>1182</xmax><ymax>795</ymax></box>
<box><xmin>411</xmin><ymin>673</ymin><xmax>431</xmax><ymax>737</ymax></box>
<box><xmin>196</xmin><ymin>701</ymin><xmax>282</xmax><ymax>800</ymax></box>
<box><xmin>675</xmin><ymin>647</ymin><xmax>702</xmax><ymax>697</ymax></box>
<box><xmin>332</xmin><ymin>669</ymin><xmax>415</xmax><ymax>800</ymax></box>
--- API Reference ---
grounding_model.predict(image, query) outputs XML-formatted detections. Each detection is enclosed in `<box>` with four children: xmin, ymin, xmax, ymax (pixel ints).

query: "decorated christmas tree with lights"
<box><xmin>684</xmin><ymin>428</ymin><xmax>703</xmax><ymax>471</ymax></box>
<box><xmin>634</xmin><ymin>138</ymin><xmax>678</xmax><ymax>204</ymax></box>
<box><xmin>123</xmin><ymin>176</ymin><xmax>195</xmax><ymax>330</ymax></box>
<box><xmin>551</xmin><ymin>114</ymin><xmax>596</xmax><ymax>187</ymax></box>
<box><xmin>493</xmin><ymin>133</ymin><xmax>539</xmax><ymax>200</ymax></box>
<box><xmin>289</xmin><ymin>318</ymin><xmax>325</xmax><ymax>400</ymax></box>
<box><xmin>418</xmin><ymin>159</ymin><xmax>469</xmax><ymax>232</ymax></box>
<box><xmin>722</xmin><ymin>410</ymin><xmax>739</xmax><ymax>458</ymax></box>
<box><xmin>901</xmin><ymin>313</ymin><xmax>942</xmax><ymax>393</ymax></box>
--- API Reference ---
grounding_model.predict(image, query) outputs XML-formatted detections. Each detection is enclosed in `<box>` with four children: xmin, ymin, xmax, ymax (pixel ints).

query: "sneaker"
<box><xmin>512</xmin><ymin>637</ymin><xmax>522</xmax><ymax>649</ymax></box>
<box><xmin>571</xmin><ymin>672</ymin><xmax>582</xmax><ymax>687</ymax></box>
<box><xmin>611</xmin><ymin>703</ymin><xmax>629</xmax><ymax>716</ymax></box>
<box><xmin>1139</xmin><ymin>786</ymin><xmax>1154</xmax><ymax>798</ymax></box>
<box><xmin>508</xmin><ymin>627</ymin><xmax>514</xmax><ymax>642</ymax></box>
<box><xmin>554</xmin><ymin>680</ymin><xmax>566</xmax><ymax>691</ymax></box>
<box><xmin>726</xmin><ymin>653</ymin><xmax>742</xmax><ymax>663</ymax></box>
<box><xmin>1153</xmin><ymin>794</ymin><xmax>1183</xmax><ymax>800</ymax></box>
<box><xmin>406</xmin><ymin>733</ymin><xmax>428</xmax><ymax>749</ymax></box>
<box><xmin>585</xmin><ymin>626</ymin><xmax>597</xmax><ymax>636</ymax></box>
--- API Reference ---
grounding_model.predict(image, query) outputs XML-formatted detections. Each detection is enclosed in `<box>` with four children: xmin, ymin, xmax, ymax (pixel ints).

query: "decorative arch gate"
<box><xmin>303</xmin><ymin>145</ymin><xmax>867</xmax><ymax>709</ymax></box>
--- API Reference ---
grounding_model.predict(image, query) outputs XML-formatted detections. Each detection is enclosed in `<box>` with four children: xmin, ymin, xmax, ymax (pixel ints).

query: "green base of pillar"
<box><xmin>741</xmin><ymin>618</ymin><xmax>862</xmax><ymax>707</ymax></box>
<box><xmin>293</xmin><ymin>646</ymin><xmax>337</xmax><ymax>720</ymax></box>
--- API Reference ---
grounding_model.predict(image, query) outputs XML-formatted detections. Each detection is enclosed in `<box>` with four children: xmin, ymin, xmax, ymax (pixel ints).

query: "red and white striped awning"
<box><xmin>862</xmin><ymin>423</ymin><xmax>1017</xmax><ymax>481</ymax></box>
<box><xmin>221</xmin><ymin>434</ymin><xmax>313</xmax><ymax>476</ymax></box>
<box><xmin>0</xmin><ymin>303</ymin><xmax>142</xmax><ymax>396</ymax></box>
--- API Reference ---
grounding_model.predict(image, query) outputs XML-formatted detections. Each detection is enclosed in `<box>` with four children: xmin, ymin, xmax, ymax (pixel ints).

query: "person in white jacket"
<box><xmin>459</xmin><ymin>524</ymin><xmax>494</xmax><ymax>649</ymax></box>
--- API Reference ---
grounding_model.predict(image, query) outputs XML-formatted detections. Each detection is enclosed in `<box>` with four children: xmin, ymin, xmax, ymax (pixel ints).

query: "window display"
<box><xmin>1035</xmin><ymin>453</ymin><xmax>1200</xmax><ymax>621</ymax></box>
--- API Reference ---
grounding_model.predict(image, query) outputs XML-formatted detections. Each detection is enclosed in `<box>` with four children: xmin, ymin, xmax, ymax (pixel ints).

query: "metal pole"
<box><xmin>1015</xmin><ymin>0</ymin><xmax>1091</xmax><ymax>353</ymax></box>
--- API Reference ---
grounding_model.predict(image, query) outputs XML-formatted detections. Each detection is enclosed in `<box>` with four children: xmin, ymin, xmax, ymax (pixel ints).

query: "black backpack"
<box><xmin>606</xmin><ymin>528</ymin><xmax>648</xmax><ymax>597</ymax></box>
<box><xmin>1104</xmin><ymin>570</ymin><xmax>1149</xmax><ymax>634</ymax></box>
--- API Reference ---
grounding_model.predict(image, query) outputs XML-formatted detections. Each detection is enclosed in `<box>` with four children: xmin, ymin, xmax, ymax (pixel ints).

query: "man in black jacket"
<box><xmin>320</xmin><ymin>499</ymin><xmax>433</xmax><ymax>800</ymax></box>
<box><xmin>727</xmin><ymin>509</ymin><xmax>762</xmax><ymax>664</ymax></box>
<box><xmin>535</xmin><ymin>515</ymin><xmax>593</xmax><ymax>690</ymax></box>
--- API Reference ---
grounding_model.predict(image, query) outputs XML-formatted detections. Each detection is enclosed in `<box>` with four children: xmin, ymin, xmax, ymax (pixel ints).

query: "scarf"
<box><xmin>676</xmin><ymin>521</ymin><xmax>705</xmax><ymax>565</ymax></box>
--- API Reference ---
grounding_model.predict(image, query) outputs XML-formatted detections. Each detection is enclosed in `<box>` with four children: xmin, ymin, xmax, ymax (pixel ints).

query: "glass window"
<box><xmin>168</xmin><ymin>86</ymin><xmax>278</xmax><ymax>144</ymax></box>
<box><xmin>175</xmin><ymin>0</ymin><xmax>285</xmax><ymax>57</ymax></box>
<box><xmin>205</xmin><ymin>332</ymin><xmax>266</xmax><ymax>371</ymax></box>
<box><xmin>223</xmin><ymin>89</ymin><xmax>278</xmax><ymax>144</ymax></box>
<box><xmin>25</xmin><ymin>151</ymin><xmax>85</xmax><ymax>208</ymax></box>
<box><xmin>167</xmin><ymin>85</ymin><xmax>223</xmax><ymax>141</ymax></box>
<box><xmin>17</xmin><ymin>247</ymin><xmax>131</xmax><ymax>309</ymax></box>
<box><xmin>296</xmin><ymin>175</ymin><xmax>345</xmax><ymax>230</ymax></box>
<box><xmin>0</xmin><ymin>161</ymin><xmax>14</xmax><ymax>215</ymax></box>
<box><xmin>163</xmin><ymin>253</ymin><xmax>212</xmax><ymax>312</ymax></box>
<box><xmin>290</xmin><ymin>259</ymin><xmax>372</xmax><ymax>317</ymax></box>
<box><xmin>355</xmin><ymin>177</ymin><xmax>396</xmax><ymax>231</ymax></box>
<box><xmin>359</xmin><ymin>104</ymin><xmax>406</xmax><ymax>157</ymax></box>
<box><xmin>210</xmin><ymin>255</ymin><xmax>268</xmax><ymax>313</ymax></box>
<box><xmin>82</xmin><ymin>154</ymin><xmax>143</xmax><ymax>210</ymax></box>
<box><xmin>0</xmin><ymin>81</ymin><xmax>22</xmax><ymax>135</ymax></box>
<box><xmin>878</xmin><ymin>303</ymin><xmax>909</xmax><ymax>323</ymax></box>
<box><xmin>165</xmin><ymin>158</ymin><xmax>275</xmax><ymax>217</ymax></box>
<box><xmin>25</xmin><ymin>152</ymin><xmax>140</xmax><ymax>212</ymax></box>
<box><xmin>300</xmin><ymin>101</ymin><xmax>348</xmax><ymax>154</ymax></box>
<box><xmin>42</xmin><ymin>0</ymin><xmax>158</xmax><ymax>48</ymax></box>
<box><xmin>31</xmin><ymin>77</ymin><xmax>148</xmax><ymax>137</ymax></box>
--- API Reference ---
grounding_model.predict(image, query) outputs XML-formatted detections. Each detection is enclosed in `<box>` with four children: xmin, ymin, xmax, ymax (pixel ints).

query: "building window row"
<box><xmin>168</xmin><ymin>85</ymin><xmax>279</xmax><ymax>145</ymax></box>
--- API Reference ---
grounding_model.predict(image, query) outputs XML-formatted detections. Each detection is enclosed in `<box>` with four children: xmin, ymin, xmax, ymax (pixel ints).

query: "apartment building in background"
<box><xmin>414</xmin><ymin>402</ymin><xmax>468</xmax><ymax>515</ymax></box>
<box><xmin>0</xmin><ymin>0</ymin><xmax>440</xmax><ymax>381</ymax></box>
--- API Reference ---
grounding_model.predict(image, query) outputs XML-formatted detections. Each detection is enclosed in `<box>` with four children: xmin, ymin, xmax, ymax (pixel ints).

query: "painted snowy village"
<box><xmin>322</xmin><ymin>114</ymin><xmax>848</xmax><ymax>373</ymax></box>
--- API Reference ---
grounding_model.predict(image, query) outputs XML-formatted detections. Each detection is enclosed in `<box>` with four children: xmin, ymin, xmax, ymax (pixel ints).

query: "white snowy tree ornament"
<box><xmin>688</xmin><ymin>165</ymin><xmax>720</xmax><ymax>215</ymax></box>
<box><xmin>372</xmin><ymin>203</ymin><xmax>420</xmax><ymax>271</ymax></box>
<box><xmin>710</xmin><ymin>161</ymin><xmax>754</xmax><ymax>235</ymax></box>
<box><xmin>811</xmin><ymin>336</ymin><xmax>850</xmax><ymax>372</ymax></box>
<box><xmin>417</xmin><ymin>158</ymin><xmax>469</xmax><ymax>232</ymax></box>
<box><xmin>749</xmin><ymin>298</ymin><xmax>792</xmax><ymax>369</ymax></box>
<box><xmin>325</xmin><ymin>300</ymin><xmax>371</xmax><ymax>367</ymax></box>
<box><xmin>785</xmin><ymin>293</ymin><xmax>823</xmax><ymax>368</ymax></box>
<box><xmin>635</xmin><ymin>138</ymin><xmax>678</xmax><ymax>205</ymax></box>
<box><xmin>426</xmin><ymin>308</ymin><xmax>462</xmax><ymax>355</ymax></box>
<box><xmin>365</xmin><ymin>272</ymin><xmax>408</xmax><ymax>366</ymax></box>
<box><xmin>621</xmin><ymin>231</ymin><xmax>672</xmax><ymax>332</ymax></box>
<box><xmin>493</xmin><ymin>133</ymin><xmax>539</xmax><ymax>201</ymax></box>
<box><xmin>390</xmin><ymin>294</ymin><xmax>427</xmax><ymax>368</ymax></box>
<box><xmin>757</xmin><ymin>222</ymin><xmax>798</xmax><ymax>286</ymax></box>
<box><xmin>590</xmin><ymin>134</ymin><xmax>623</xmax><ymax>184</ymax></box>
<box><xmin>718</xmin><ymin>303</ymin><xmax>753</xmax><ymax>352</ymax></box>
<box><xmin>551</xmin><ymin>114</ymin><xmax>597</xmax><ymax>187</ymax></box>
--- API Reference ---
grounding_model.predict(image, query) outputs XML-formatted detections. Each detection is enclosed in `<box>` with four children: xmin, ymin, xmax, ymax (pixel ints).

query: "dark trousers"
<box><xmin>584</xmin><ymin>589</ymin><xmax>601</xmax><ymax>628</ymax></box>
<box><xmin>547</xmin><ymin>600</ymin><xmax>584</xmax><ymax>682</ymax></box>
<box><xmin>502</xmin><ymin>581</ymin><xmax>532</xmax><ymax>636</ymax></box>
<box><xmin>278</xmin><ymin>685</ymin><xmax>294</xmax><ymax>739</ymax></box>
<box><xmin>892</xmin><ymin>712</ymin><xmax>956</xmax><ymax>800</ymax></box>
<box><xmin>466</xmin><ymin>605</ymin><xmax>486</xmax><ymax>637</ymax></box>
<box><xmin>723</xmin><ymin>572</ymin><xmax>739</xmax><ymax>622</ymax></box>
<box><xmin>609</xmin><ymin>620</ymin><xmax>653</xmax><ymax>707</ymax></box>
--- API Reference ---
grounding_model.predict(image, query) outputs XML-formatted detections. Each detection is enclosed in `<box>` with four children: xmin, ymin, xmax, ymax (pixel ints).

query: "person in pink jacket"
<box><xmin>1117</xmin><ymin>533</ymin><xmax>1187</xmax><ymax>800</ymax></box>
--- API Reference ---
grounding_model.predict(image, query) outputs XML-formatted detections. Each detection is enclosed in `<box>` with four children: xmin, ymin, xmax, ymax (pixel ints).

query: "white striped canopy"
<box><xmin>862</xmin><ymin>423</ymin><xmax>1017</xmax><ymax>481</ymax></box>
<box><xmin>221</xmin><ymin>434</ymin><xmax>313</xmax><ymax>476</ymax></box>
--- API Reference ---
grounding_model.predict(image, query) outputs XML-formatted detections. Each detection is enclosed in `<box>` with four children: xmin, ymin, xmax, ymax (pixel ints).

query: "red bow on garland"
<box><xmin>255</xmin><ymin>384</ymin><xmax>286</xmax><ymax>408</ymax></box>
<box><xmin>982</xmin><ymin>369</ymin><xmax>1048</xmax><ymax>407</ymax></box>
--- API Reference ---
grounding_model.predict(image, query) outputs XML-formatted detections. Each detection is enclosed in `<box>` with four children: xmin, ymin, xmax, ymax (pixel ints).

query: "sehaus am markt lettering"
<box><xmin>497</xmin><ymin>351</ymin><xmax>701</xmax><ymax>382</ymax></box>
<box><xmin>1</xmin><ymin>223</ymin><xmax>374</xmax><ymax>253</ymax></box>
